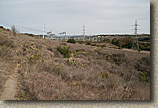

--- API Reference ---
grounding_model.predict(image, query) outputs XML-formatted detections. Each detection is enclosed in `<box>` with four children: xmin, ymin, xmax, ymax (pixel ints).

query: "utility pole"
<box><xmin>65</xmin><ymin>30</ymin><xmax>67</xmax><ymax>41</ymax></box>
<box><xmin>43</xmin><ymin>23</ymin><xmax>45</xmax><ymax>39</ymax></box>
<box><xmin>83</xmin><ymin>24</ymin><xmax>85</xmax><ymax>40</ymax></box>
<box><xmin>65</xmin><ymin>30</ymin><xmax>66</xmax><ymax>37</ymax></box>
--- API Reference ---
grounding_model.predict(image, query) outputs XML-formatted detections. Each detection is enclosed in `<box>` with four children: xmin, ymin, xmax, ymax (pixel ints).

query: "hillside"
<box><xmin>0</xmin><ymin>27</ymin><xmax>150</xmax><ymax>100</ymax></box>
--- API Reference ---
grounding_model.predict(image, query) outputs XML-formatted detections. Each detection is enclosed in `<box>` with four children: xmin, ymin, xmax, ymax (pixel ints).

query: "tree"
<box><xmin>11</xmin><ymin>25</ymin><xmax>17</xmax><ymax>36</ymax></box>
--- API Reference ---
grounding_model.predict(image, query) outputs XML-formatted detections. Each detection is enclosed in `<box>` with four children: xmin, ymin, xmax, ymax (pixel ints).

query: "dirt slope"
<box><xmin>0</xmin><ymin>27</ymin><xmax>150</xmax><ymax>100</ymax></box>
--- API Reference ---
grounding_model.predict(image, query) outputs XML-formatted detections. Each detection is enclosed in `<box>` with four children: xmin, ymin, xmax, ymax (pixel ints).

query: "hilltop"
<box><xmin>0</xmin><ymin>26</ymin><xmax>150</xmax><ymax>100</ymax></box>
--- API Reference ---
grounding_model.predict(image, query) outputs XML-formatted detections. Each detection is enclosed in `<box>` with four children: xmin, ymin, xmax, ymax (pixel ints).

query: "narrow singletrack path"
<box><xmin>0</xmin><ymin>65</ymin><xmax>19</xmax><ymax>100</ymax></box>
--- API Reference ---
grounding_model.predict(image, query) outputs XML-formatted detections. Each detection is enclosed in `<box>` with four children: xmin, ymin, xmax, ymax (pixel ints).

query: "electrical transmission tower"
<box><xmin>133</xmin><ymin>20</ymin><xmax>139</xmax><ymax>35</ymax></box>
<box><xmin>83</xmin><ymin>24</ymin><xmax>85</xmax><ymax>40</ymax></box>
<box><xmin>43</xmin><ymin>23</ymin><xmax>45</xmax><ymax>39</ymax></box>
<box><xmin>132</xmin><ymin>20</ymin><xmax>140</xmax><ymax>51</ymax></box>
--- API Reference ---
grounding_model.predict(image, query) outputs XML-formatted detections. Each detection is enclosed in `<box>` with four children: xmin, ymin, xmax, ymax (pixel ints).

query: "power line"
<box><xmin>1</xmin><ymin>23</ymin><xmax>43</xmax><ymax>32</ymax></box>
<box><xmin>19</xmin><ymin>26</ymin><xmax>43</xmax><ymax>32</ymax></box>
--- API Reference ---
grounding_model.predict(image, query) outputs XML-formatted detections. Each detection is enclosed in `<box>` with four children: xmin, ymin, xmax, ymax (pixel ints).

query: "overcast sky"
<box><xmin>0</xmin><ymin>0</ymin><xmax>150</xmax><ymax>35</ymax></box>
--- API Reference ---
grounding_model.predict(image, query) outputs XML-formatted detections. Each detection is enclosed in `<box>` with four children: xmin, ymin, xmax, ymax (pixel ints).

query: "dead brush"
<box><xmin>0</xmin><ymin>36</ymin><xmax>15</xmax><ymax>48</ymax></box>
<box><xmin>0</xmin><ymin>46</ymin><xmax>15</xmax><ymax>58</ymax></box>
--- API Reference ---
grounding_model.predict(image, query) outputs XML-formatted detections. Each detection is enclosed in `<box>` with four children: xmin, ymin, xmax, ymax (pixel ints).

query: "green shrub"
<box><xmin>86</xmin><ymin>42</ymin><xmax>91</xmax><ymax>45</ymax></box>
<box><xmin>27</xmin><ymin>54</ymin><xmax>41</xmax><ymax>64</ymax></box>
<box><xmin>138</xmin><ymin>49</ymin><xmax>141</xmax><ymax>52</ymax></box>
<box><xmin>139</xmin><ymin>43</ymin><xmax>150</xmax><ymax>51</ymax></box>
<box><xmin>136</xmin><ymin>57</ymin><xmax>150</xmax><ymax>83</ymax></box>
<box><xmin>56</xmin><ymin>45</ymin><xmax>71</xmax><ymax>58</ymax></box>
<box><xmin>111</xmin><ymin>37</ymin><xmax>150</xmax><ymax>51</ymax></box>
<box><xmin>112</xmin><ymin>38</ymin><xmax>119</xmax><ymax>46</ymax></box>
<box><xmin>112</xmin><ymin>38</ymin><xmax>133</xmax><ymax>49</ymax></box>
<box><xmin>100</xmin><ymin>44</ymin><xmax>106</xmax><ymax>48</ymax></box>
<box><xmin>138</xmin><ymin>72</ymin><xmax>150</xmax><ymax>83</ymax></box>
<box><xmin>78</xmin><ymin>41</ymin><xmax>84</xmax><ymax>44</ymax></box>
<box><xmin>101</xmin><ymin>73</ymin><xmax>109</xmax><ymax>79</ymax></box>
<box><xmin>52</xmin><ymin>66</ymin><xmax>61</xmax><ymax>75</ymax></box>
<box><xmin>65</xmin><ymin>58</ymin><xmax>83</xmax><ymax>67</ymax></box>
<box><xmin>138</xmin><ymin>37</ymin><xmax>150</xmax><ymax>42</ymax></box>
<box><xmin>119</xmin><ymin>38</ymin><xmax>133</xmax><ymax>48</ymax></box>
<box><xmin>103</xmin><ymin>38</ymin><xmax>110</xmax><ymax>43</ymax></box>
<box><xmin>67</xmin><ymin>39</ymin><xmax>76</xmax><ymax>44</ymax></box>
<box><xmin>91</xmin><ymin>43</ymin><xmax>97</xmax><ymax>46</ymax></box>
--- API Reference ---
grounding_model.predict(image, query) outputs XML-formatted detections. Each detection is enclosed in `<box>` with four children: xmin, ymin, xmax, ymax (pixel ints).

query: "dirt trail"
<box><xmin>0</xmin><ymin>65</ymin><xmax>19</xmax><ymax>100</ymax></box>
<box><xmin>122</xmin><ymin>48</ymin><xmax>150</xmax><ymax>54</ymax></box>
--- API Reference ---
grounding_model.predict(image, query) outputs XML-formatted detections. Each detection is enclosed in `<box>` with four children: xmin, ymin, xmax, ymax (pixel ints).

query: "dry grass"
<box><xmin>0</xmin><ymin>27</ymin><xmax>150</xmax><ymax>100</ymax></box>
<box><xmin>17</xmin><ymin>48</ymin><xmax>150</xmax><ymax>100</ymax></box>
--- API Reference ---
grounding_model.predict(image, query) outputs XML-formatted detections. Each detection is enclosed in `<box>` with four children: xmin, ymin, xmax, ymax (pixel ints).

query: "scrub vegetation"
<box><xmin>0</xmin><ymin>26</ymin><xmax>150</xmax><ymax>100</ymax></box>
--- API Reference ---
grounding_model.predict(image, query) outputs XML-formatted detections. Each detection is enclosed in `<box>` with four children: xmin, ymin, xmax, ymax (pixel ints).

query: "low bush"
<box><xmin>112</xmin><ymin>38</ymin><xmax>119</xmax><ymax>46</ymax></box>
<box><xmin>67</xmin><ymin>39</ymin><xmax>76</xmax><ymax>44</ymax></box>
<box><xmin>112</xmin><ymin>38</ymin><xmax>133</xmax><ymax>49</ymax></box>
<box><xmin>135</xmin><ymin>57</ymin><xmax>150</xmax><ymax>83</ymax></box>
<box><xmin>86</xmin><ymin>42</ymin><xmax>91</xmax><ymax>45</ymax></box>
<box><xmin>139</xmin><ymin>43</ymin><xmax>150</xmax><ymax>51</ymax></box>
<box><xmin>65</xmin><ymin>58</ymin><xmax>83</xmax><ymax>67</ymax></box>
<box><xmin>111</xmin><ymin>37</ymin><xmax>150</xmax><ymax>51</ymax></box>
<box><xmin>56</xmin><ymin>45</ymin><xmax>71</xmax><ymax>58</ymax></box>
<box><xmin>27</xmin><ymin>54</ymin><xmax>42</xmax><ymax>64</ymax></box>
<box><xmin>101</xmin><ymin>72</ymin><xmax>109</xmax><ymax>79</ymax></box>
<box><xmin>138</xmin><ymin>72</ymin><xmax>150</xmax><ymax>83</ymax></box>
<box><xmin>0</xmin><ymin>26</ymin><xmax>4</xmax><ymax>28</ymax></box>
<box><xmin>91</xmin><ymin>43</ymin><xmax>97</xmax><ymax>46</ymax></box>
<box><xmin>0</xmin><ymin>46</ymin><xmax>12</xmax><ymax>58</ymax></box>
<box><xmin>103</xmin><ymin>38</ymin><xmax>110</xmax><ymax>43</ymax></box>
<box><xmin>24</xmin><ymin>33</ymin><xmax>35</xmax><ymax>37</ymax></box>
<box><xmin>100</xmin><ymin>44</ymin><xmax>106</xmax><ymax>48</ymax></box>
<box><xmin>138</xmin><ymin>38</ymin><xmax>150</xmax><ymax>42</ymax></box>
<box><xmin>0</xmin><ymin>36</ymin><xmax>15</xmax><ymax>48</ymax></box>
<box><xmin>78</xmin><ymin>41</ymin><xmax>84</xmax><ymax>44</ymax></box>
